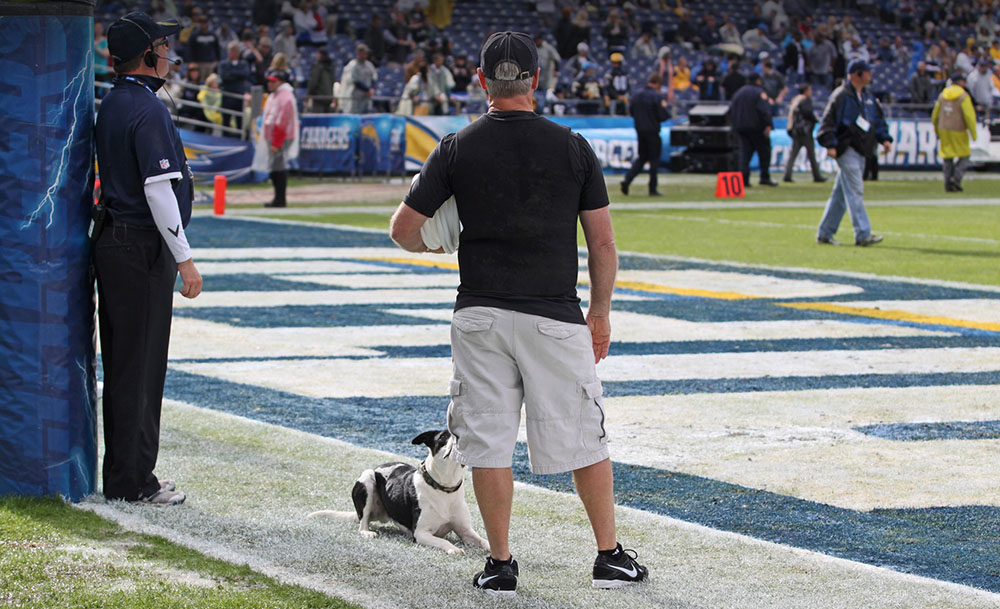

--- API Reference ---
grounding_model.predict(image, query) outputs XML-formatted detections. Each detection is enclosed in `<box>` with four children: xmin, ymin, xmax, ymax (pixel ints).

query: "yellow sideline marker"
<box><xmin>612</xmin><ymin>280</ymin><xmax>758</xmax><ymax>301</ymax></box>
<box><xmin>778</xmin><ymin>302</ymin><xmax>1000</xmax><ymax>332</ymax></box>
<box><xmin>361</xmin><ymin>256</ymin><xmax>460</xmax><ymax>270</ymax></box>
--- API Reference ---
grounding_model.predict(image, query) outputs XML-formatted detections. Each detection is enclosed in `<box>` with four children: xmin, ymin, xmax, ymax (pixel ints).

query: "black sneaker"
<box><xmin>592</xmin><ymin>543</ymin><xmax>648</xmax><ymax>589</ymax></box>
<box><xmin>473</xmin><ymin>556</ymin><xmax>518</xmax><ymax>597</ymax></box>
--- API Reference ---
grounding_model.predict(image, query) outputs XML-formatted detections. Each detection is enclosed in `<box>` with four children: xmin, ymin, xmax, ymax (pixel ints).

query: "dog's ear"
<box><xmin>411</xmin><ymin>431</ymin><xmax>438</xmax><ymax>447</ymax></box>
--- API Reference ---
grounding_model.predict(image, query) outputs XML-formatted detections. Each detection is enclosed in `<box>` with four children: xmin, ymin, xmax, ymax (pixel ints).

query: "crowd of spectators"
<box><xmin>93</xmin><ymin>0</ymin><xmax>1000</xmax><ymax>125</ymax></box>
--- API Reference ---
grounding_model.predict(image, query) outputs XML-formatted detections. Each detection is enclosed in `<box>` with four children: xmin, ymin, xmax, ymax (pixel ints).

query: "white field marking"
<box><xmin>170</xmin><ymin>346</ymin><xmax>998</xmax><ymax>400</ymax></box>
<box><xmin>79</xmin><ymin>399</ymin><xmax>1000</xmax><ymax>609</ymax></box>
<box><xmin>609</xmin><ymin>198</ymin><xmax>1000</xmax><ymax>209</ymax></box>
<box><xmin>171</xmin><ymin>357</ymin><xmax>450</xmax><ymax>398</ymax></box>
<box><xmin>273</xmin><ymin>273</ymin><xmax>460</xmax><ymax>289</ymax></box>
<box><xmin>198</xmin><ymin>260</ymin><xmax>405</xmax><ymax>275</ymax></box>
<box><xmin>166</xmin><ymin>319</ymin><xmax>449</xmax><ymax>361</ymax></box>
<box><xmin>173</xmin><ymin>289</ymin><xmax>459</xmax><ymax>308</ymax></box>
<box><xmin>826</xmin><ymin>299</ymin><xmax>1000</xmax><ymax>325</ymax></box>
<box><xmin>383</xmin><ymin>308</ymin><xmax>952</xmax><ymax>342</ymax></box>
<box><xmin>622</xmin><ymin>213</ymin><xmax>1000</xmax><ymax>246</ymax></box>
<box><xmin>171</xmin><ymin>288</ymin><xmax>649</xmax><ymax>310</ymax></box>
<box><xmin>596</xmin><ymin>347</ymin><xmax>1000</xmax><ymax>382</ymax></box>
<box><xmin>611</xmin><ymin>269</ymin><xmax>865</xmax><ymax>299</ymax></box>
<box><xmin>191</xmin><ymin>246</ymin><xmax>458</xmax><ymax>264</ymax></box>
<box><xmin>620</xmin><ymin>249</ymin><xmax>1000</xmax><ymax>294</ymax></box>
<box><xmin>601</xmin><ymin>385</ymin><xmax>1000</xmax><ymax>511</ymax></box>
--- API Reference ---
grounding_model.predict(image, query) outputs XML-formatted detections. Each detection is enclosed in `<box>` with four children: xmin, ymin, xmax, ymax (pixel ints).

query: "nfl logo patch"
<box><xmin>159</xmin><ymin>158</ymin><xmax>170</xmax><ymax>169</ymax></box>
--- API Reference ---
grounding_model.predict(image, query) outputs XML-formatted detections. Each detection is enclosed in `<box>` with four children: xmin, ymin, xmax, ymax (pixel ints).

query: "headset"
<box><xmin>120</xmin><ymin>17</ymin><xmax>181</xmax><ymax>74</ymax></box>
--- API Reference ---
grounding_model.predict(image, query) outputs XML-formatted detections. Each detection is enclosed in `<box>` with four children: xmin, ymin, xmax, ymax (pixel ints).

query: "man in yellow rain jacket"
<box><xmin>931</xmin><ymin>71</ymin><xmax>978</xmax><ymax>192</ymax></box>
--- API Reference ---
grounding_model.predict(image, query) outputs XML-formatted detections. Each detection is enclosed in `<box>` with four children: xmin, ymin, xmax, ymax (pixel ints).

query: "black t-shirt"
<box><xmin>95</xmin><ymin>75</ymin><xmax>193</xmax><ymax>228</ymax></box>
<box><xmin>404</xmin><ymin>110</ymin><xmax>609</xmax><ymax>324</ymax></box>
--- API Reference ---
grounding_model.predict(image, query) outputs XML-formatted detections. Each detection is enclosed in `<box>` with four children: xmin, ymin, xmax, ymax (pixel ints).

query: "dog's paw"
<box><xmin>480</xmin><ymin>539</ymin><xmax>491</xmax><ymax>553</ymax></box>
<box><xmin>360</xmin><ymin>530</ymin><xmax>378</xmax><ymax>539</ymax></box>
<box><xmin>446</xmin><ymin>547</ymin><xmax>465</xmax><ymax>556</ymax></box>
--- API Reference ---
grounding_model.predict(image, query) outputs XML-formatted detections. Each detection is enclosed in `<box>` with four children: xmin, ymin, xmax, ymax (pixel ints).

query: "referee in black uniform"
<box><xmin>620</xmin><ymin>72</ymin><xmax>669</xmax><ymax>197</ymax></box>
<box><xmin>95</xmin><ymin>12</ymin><xmax>202</xmax><ymax>505</ymax></box>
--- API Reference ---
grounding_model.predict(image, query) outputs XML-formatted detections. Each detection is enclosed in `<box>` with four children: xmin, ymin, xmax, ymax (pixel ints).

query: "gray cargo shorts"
<box><xmin>446</xmin><ymin>306</ymin><xmax>609</xmax><ymax>474</ymax></box>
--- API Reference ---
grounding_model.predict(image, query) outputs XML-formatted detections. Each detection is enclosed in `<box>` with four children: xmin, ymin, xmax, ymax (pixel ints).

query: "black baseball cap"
<box><xmin>480</xmin><ymin>31</ymin><xmax>538</xmax><ymax>80</ymax></box>
<box><xmin>108</xmin><ymin>11</ymin><xmax>181</xmax><ymax>63</ymax></box>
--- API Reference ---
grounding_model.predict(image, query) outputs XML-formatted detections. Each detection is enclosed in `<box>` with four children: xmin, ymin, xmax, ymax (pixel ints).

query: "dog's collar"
<box><xmin>419</xmin><ymin>461</ymin><xmax>463</xmax><ymax>493</ymax></box>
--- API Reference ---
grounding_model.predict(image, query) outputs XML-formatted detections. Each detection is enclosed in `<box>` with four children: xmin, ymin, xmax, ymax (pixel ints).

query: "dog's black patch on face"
<box><xmin>351</xmin><ymin>480</ymin><xmax>368</xmax><ymax>520</ymax></box>
<box><xmin>411</xmin><ymin>429</ymin><xmax>452</xmax><ymax>456</ymax></box>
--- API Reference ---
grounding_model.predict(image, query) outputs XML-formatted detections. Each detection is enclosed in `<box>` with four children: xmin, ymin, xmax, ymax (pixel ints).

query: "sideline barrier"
<box><xmin>175</xmin><ymin>115</ymin><xmax>999</xmax><ymax>182</ymax></box>
<box><xmin>0</xmin><ymin>1</ymin><xmax>98</xmax><ymax>502</ymax></box>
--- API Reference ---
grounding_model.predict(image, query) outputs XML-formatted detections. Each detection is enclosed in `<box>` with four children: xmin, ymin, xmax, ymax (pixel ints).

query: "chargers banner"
<box><xmin>298</xmin><ymin>114</ymin><xmax>360</xmax><ymax>174</ymax></box>
<box><xmin>177</xmin><ymin>116</ymin><xmax>999</xmax><ymax>178</ymax></box>
<box><xmin>180</xmin><ymin>128</ymin><xmax>258</xmax><ymax>184</ymax></box>
<box><xmin>358</xmin><ymin>114</ymin><xmax>406</xmax><ymax>174</ymax></box>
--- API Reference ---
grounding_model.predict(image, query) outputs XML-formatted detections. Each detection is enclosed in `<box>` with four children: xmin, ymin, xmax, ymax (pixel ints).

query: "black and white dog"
<box><xmin>308</xmin><ymin>430</ymin><xmax>490</xmax><ymax>555</ymax></box>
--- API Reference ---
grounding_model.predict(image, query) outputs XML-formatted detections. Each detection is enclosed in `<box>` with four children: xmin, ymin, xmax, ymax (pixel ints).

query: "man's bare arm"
<box><xmin>580</xmin><ymin>206</ymin><xmax>618</xmax><ymax>363</ymax></box>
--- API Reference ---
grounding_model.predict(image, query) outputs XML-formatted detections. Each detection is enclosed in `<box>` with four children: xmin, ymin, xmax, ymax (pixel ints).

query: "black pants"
<box><xmin>623</xmin><ymin>130</ymin><xmax>662</xmax><ymax>194</ymax></box>
<box><xmin>738</xmin><ymin>129</ymin><xmax>771</xmax><ymax>185</ymax></box>
<box><xmin>93</xmin><ymin>222</ymin><xmax>177</xmax><ymax>501</ymax></box>
<box><xmin>784</xmin><ymin>132</ymin><xmax>823</xmax><ymax>181</ymax></box>
<box><xmin>222</xmin><ymin>96</ymin><xmax>243</xmax><ymax>130</ymax></box>
<box><xmin>863</xmin><ymin>152</ymin><xmax>879</xmax><ymax>181</ymax></box>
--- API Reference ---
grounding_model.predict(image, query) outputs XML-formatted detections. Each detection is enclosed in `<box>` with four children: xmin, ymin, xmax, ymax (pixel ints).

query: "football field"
<box><xmin>71</xmin><ymin>197</ymin><xmax>1000</xmax><ymax>608</ymax></box>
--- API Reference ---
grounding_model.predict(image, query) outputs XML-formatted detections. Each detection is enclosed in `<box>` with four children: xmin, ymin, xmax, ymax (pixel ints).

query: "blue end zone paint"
<box><xmin>195</xmin><ymin>274</ymin><xmax>352</xmax><ymax>292</ymax></box>
<box><xmin>174</xmin><ymin>303</ymin><xmax>452</xmax><ymax>328</ymax></box>
<box><xmin>602</xmin><ymin>372</ymin><xmax>1000</xmax><ymax>395</ymax></box>
<box><xmin>160</xmin><ymin>368</ymin><xmax>1000</xmax><ymax>593</ymax></box>
<box><xmin>371</xmin><ymin>334</ymin><xmax>999</xmax><ymax>359</ymax></box>
<box><xmin>855</xmin><ymin>420</ymin><xmax>1000</xmax><ymax>441</ymax></box>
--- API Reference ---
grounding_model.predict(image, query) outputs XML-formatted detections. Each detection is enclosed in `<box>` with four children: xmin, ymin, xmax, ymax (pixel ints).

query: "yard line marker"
<box><xmin>778</xmin><ymin>302</ymin><xmax>1000</xmax><ymax>333</ymax></box>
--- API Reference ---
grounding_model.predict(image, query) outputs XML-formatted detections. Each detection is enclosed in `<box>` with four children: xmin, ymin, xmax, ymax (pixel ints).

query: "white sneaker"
<box><xmin>159</xmin><ymin>479</ymin><xmax>176</xmax><ymax>492</ymax></box>
<box><xmin>135</xmin><ymin>488</ymin><xmax>186</xmax><ymax>506</ymax></box>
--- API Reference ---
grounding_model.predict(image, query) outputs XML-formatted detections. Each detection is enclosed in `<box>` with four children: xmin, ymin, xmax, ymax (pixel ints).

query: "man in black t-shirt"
<box><xmin>390</xmin><ymin>31</ymin><xmax>648</xmax><ymax>597</ymax></box>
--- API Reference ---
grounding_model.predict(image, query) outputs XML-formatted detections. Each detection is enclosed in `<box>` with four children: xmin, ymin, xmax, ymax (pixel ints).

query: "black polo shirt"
<box><xmin>630</xmin><ymin>86</ymin><xmax>669</xmax><ymax>133</ymax></box>
<box><xmin>96</xmin><ymin>75</ymin><xmax>192</xmax><ymax>228</ymax></box>
<box><xmin>404</xmin><ymin>110</ymin><xmax>609</xmax><ymax>324</ymax></box>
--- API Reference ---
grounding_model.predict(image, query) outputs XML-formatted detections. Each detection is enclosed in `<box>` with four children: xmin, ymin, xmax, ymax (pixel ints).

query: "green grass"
<box><xmin>609</xmin><ymin>205</ymin><xmax>1000</xmax><ymax>286</ymax></box>
<box><xmin>263</xmin><ymin>174</ymin><xmax>1000</xmax><ymax>287</ymax></box>
<box><xmin>0</xmin><ymin>496</ymin><xmax>359</xmax><ymax>609</ymax></box>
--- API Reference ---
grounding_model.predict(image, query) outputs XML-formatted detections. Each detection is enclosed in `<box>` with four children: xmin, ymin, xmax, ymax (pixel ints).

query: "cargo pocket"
<box><xmin>581</xmin><ymin>380</ymin><xmax>608</xmax><ymax>451</ymax></box>
<box><xmin>536</xmin><ymin>320</ymin><xmax>583</xmax><ymax>340</ymax></box>
<box><xmin>445</xmin><ymin>378</ymin><xmax>464</xmax><ymax>441</ymax></box>
<box><xmin>453</xmin><ymin>311</ymin><xmax>494</xmax><ymax>334</ymax></box>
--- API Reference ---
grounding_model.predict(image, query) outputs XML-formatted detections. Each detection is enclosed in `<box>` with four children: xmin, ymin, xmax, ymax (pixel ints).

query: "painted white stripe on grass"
<box><xmin>613</xmin><ymin>269</ymin><xmax>864</xmax><ymax>299</ymax></box>
<box><xmin>382</xmin><ymin>309</ymin><xmax>951</xmax><ymax>341</ymax></box>
<box><xmin>172</xmin><ymin>288</ymin><xmax>650</xmax><ymax>310</ymax></box>
<box><xmin>77</xmin><ymin>400</ymin><xmax>1000</xmax><ymax>609</ymax></box>
<box><xmin>597</xmin><ymin>347</ymin><xmax>1000</xmax><ymax>382</ymax></box>
<box><xmin>171</xmin><ymin>347</ymin><xmax>998</xmax><ymax>399</ymax></box>
<box><xmin>601</xmin><ymin>385</ymin><xmax>1000</xmax><ymax>510</ymax></box>
<box><xmin>172</xmin><ymin>357</ymin><xmax>450</xmax><ymax>398</ymax></box>
<box><xmin>829</xmin><ymin>299</ymin><xmax>1000</xmax><ymax>326</ymax></box>
<box><xmin>192</xmin><ymin>246</ymin><xmax>459</xmax><ymax>264</ymax></box>
<box><xmin>274</xmin><ymin>273</ymin><xmax>460</xmax><ymax>289</ymax></box>
<box><xmin>167</xmin><ymin>319</ymin><xmax>449</xmax><ymax>361</ymax></box>
<box><xmin>198</xmin><ymin>260</ymin><xmax>405</xmax><ymax>275</ymax></box>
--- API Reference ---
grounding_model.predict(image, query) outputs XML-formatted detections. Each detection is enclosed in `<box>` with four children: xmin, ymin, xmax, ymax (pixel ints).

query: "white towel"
<box><xmin>411</xmin><ymin>172</ymin><xmax>460</xmax><ymax>254</ymax></box>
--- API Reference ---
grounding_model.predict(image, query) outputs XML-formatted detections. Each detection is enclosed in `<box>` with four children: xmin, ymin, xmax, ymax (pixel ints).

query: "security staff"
<box><xmin>729</xmin><ymin>72</ymin><xmax>777</xmax><ymax>187</ymax></box>
<box><xmin>621</xmin><ymin>72</ymin><xmax>669</xmax><ymax>197</ymax></box>
<box><xmin>95</xmin><ymin>12</ymin><xmax>202</xmax><ymax>505</ymax></box>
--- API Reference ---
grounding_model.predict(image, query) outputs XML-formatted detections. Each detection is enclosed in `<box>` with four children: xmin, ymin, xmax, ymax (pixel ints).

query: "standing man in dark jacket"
<box><xmin>218</xmin><ymin>41</ymin><xmax>251</xmax><ymax>129</ymax></box>
<box><xmin>621</xmin><ymin>73</ymin><xmax>669</xmax><ymax>196</ymax></box>
<box><xmin>783</xmin><ymin>83</ymin><xmax>826</xmax><ymax>182</ymax></box>
<box><xmin>729</xmin><ymin>73</ymin><xmax>777</xmax><ymax>187</ymax></box>
<box><xmin>815</xmin><ymin>59</ymin><xmax>892</xmax><ymax>246</ymax></box>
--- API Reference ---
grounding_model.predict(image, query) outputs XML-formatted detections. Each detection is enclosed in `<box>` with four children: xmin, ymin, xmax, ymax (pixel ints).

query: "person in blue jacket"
<box><xmin>815</xmin><ymin>59</ymin><xmax>893</xmax><ymax>246</ymax></box>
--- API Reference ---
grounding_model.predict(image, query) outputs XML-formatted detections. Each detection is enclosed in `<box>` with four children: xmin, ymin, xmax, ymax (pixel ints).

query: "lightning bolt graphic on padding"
<box><xmin>22</xmin><ymin>51</ymin><xmax>91</xmax><ymax>230</ymax></box>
